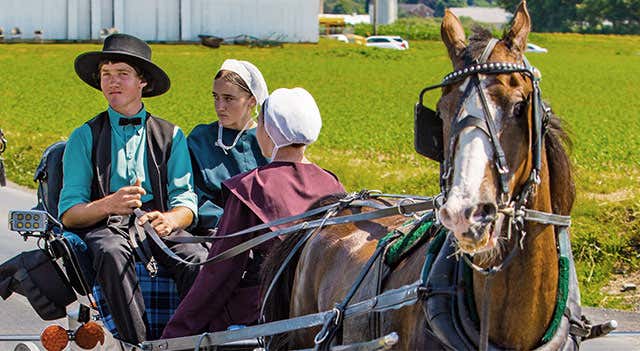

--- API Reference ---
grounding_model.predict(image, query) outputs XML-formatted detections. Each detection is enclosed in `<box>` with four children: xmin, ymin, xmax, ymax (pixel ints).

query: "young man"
<box><xmin>59</xmin><ymin>33</ymin><xmax>207</xmax><ymax>344</ymax></box>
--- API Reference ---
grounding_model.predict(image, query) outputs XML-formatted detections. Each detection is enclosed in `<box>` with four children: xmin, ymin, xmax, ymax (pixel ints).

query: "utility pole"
<box><xmin>372</xmin><ymin>0</ymin><xmax>377</xmax><ymax>35</ymax></box>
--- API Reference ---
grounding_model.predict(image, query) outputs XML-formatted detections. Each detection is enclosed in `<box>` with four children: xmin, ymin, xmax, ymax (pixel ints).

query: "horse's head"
<box><xmin>429</xmin><ymin>2</ymin><xmax>542</xmax><ymax>257</ymax></box>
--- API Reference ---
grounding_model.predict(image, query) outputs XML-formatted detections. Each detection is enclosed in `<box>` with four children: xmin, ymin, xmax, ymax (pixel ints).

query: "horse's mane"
<box><xmin>545</xmin><ymin>111</ymin><xmax>575</xmax><ymax>215</ymax></box>
<box><xmin>260</xmin><ymin>193</ymin><xmax>347</xmax><ymax>350</ymax></box>
<box><xmin>464</xmin><ymin>26</ymin><xmax>575</xmax><ymax>216</ymax></box>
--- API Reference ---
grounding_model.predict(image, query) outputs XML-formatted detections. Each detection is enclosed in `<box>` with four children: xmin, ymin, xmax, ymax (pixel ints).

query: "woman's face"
<box><xmin>256</xmin><ymin>110</ymin><xmax>274</xmax><ymax>158</ymax></box>
<box><xmin>212</xmin><ymin>78</ymin><xmax>256</xmax><ymax>130</ymax></box>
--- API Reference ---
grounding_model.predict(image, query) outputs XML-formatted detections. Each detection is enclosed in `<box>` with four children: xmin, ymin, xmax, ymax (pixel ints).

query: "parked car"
<box><xmin>345</xmin><ymin>34</ymin><xmax>366</xmax><ymax>45</ymax></box>
<box><xmin>365</xmin><ymin>35</ymin><xmax>409</xmax><ymax>50</ymax></box>
<box><xmin>327</xmin><ymin>34</ymin><xmax>349</xmax><ymax>43</ymax></box>
<box><xmin>526</xmin><ymin>43</ymin><xmax>548</xmax><ymax>53</ymax></box>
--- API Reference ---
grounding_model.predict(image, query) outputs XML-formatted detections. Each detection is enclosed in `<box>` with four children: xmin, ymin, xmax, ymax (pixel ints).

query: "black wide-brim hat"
<box><xmin>74</xmin><ymin>33</ymin><xmax>170</xmax><ymax>97</ymax></box>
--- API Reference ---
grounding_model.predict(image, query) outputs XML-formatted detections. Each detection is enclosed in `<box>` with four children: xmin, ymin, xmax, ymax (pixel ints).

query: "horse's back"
<box><xmin>290</xmin><ymin>207</ymin><xmax>436</xmax><ymax>349</ymax></box>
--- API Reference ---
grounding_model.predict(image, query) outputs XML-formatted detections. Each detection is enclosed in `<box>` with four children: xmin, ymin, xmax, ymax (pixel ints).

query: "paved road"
<box><xmin>0</xmin><ymin>184</ymin><xmax>62</xmax><ymax>350</ymax></box>
<box><xmin>0</xmin><ymin>182</ymin><xmax>638</xmax><ymax>350</ymax></box>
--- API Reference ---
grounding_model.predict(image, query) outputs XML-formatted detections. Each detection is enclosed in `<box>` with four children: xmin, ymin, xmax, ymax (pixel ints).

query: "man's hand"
<box><xmin>138</xmin><ymin>211</ymin><xmax>178</xmax><ymax>237</ymax></box>
<box><xmin>61</xmin><ymin>178</ymin><xmax>146</xmax><ymax>229</ymax></box>
<box><xmin>106</xmin><ymin>178</ymin><xmax>146</xmax><ymax>215</ymax></box>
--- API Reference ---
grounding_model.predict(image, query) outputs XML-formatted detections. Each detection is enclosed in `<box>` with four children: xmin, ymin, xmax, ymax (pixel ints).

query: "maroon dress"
<box><xmin>162</xmin><ymin>161</ymin><xmax>345</xmax><ymax>338</ymax></box>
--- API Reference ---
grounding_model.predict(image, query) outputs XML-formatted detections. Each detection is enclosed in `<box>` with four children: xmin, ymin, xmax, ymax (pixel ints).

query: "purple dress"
<box><xmin>162</xmin><ymin>161</ymin><xmax>345</xmax><ymax>338</ymax></box>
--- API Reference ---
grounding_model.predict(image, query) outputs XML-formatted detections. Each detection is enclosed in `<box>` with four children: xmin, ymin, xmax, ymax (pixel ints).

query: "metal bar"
<box><xmin>0</xmin><ymin>335</ymin><xmax>41</xmax><ymax>341</ymax></box>
<box><xmin>141</xmin><ymin>282</ymin><xmax>422</xmax><ymax>350</ymax></box>
<box><xmin>524</xmin><ymin>209</ymin><xmax>571</xmax><ymax>227</ymax></box>
<box><xmin>295</xmin><ymin>332</ymin><xmax>399</xmax><ymax>351</ymax></box>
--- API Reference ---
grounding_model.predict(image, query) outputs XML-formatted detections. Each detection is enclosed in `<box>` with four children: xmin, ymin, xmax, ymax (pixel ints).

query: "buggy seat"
<box><xmin>33</xmin><ymin>141</ymin><xmax>180</xmax><ymax>340</ymax></box>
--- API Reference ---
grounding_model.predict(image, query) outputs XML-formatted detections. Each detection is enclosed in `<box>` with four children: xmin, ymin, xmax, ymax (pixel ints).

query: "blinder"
<box><xmin>414</xmin><ymin>98</ymin><xmax>443</xmax><ymax>163</ymax></box>
<box><xmin>414</xmin><ymin>57</ymin><xmax>547</xmax><ymax>182</ymax></box>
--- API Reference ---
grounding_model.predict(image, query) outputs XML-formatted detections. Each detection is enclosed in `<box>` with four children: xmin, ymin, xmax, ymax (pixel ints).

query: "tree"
<box><xmin>579</xmin><ymin>0</ymin><xmax>640</xmax><ymax>33</ymax></box>
<box><xmin>435</xmin><ymin>0</ymin><xmax>447</xmax><ymax>16</ymax></box>
<box><xmin>497</xmin><ymin>0</ymin><xmax>579</xmax><ymax>32</ymax></box>
<box><xmin>324</xmin><ymin>0</ymin><xmax>366</xmax><ymax>14</ymax></box>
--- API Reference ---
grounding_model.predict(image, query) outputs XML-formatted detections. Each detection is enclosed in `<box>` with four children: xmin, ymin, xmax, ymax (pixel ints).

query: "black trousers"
<box><xmin>79</xmin><ymin>216</ymin><xmax>207</xmax><ymax>344</ymax></box>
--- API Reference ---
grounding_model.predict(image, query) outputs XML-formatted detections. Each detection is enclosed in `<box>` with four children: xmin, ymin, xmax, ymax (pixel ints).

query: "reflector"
<box><xmin>75</xmin><ymin>321</ymin><xmax>105</xmax><ymax>350</ymax></box>
<box><xmin>40</xmin><ymin>325</ymin><xmax>68</xmax><ymax>351</ymax></box>
<box><xmin>8</xmin><ymin>210</ymin><xmax>49</xmax><ymax>233</ymax></box>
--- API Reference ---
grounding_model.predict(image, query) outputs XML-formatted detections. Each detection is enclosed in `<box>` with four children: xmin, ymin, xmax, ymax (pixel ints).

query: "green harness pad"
<box><xmin>542</xmin><ymin>255</ymin><xmax>570</xmax><ymax>343</ymax></box>
<box><xmin>382</xmin><ymin>219</ymin><xmax>435</xmax><ymax>267</ymax></box>
<box><xmin>378</xmin><ymin>214</ymin><xmax>573</xmax><ymax>349</ymax></box>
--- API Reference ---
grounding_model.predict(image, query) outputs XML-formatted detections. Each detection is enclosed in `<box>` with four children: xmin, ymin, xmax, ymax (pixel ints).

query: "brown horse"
<box><xmin>262</xmin><ymin>2</ymin><xmax>576</xmax><ymax>350</ymax></box>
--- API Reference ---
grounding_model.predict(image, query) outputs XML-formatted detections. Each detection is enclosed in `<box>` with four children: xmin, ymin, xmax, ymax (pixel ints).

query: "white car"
<box><xmin>365</xmin><ymin>35</ymin><xmax>409</xmax><ymax>50</ymax></box>
<box><xmin>327</xmin><ymin>34</ymin><xmax>349</xmax><ymax>43</ymax></box>
<box><xmin>526</xmin><ymin>43</ymin><xmax>548</xmax><ymax>53</ymax></box>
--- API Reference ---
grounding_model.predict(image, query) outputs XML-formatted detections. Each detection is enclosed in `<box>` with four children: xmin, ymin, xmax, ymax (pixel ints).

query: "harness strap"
<box><xmin>0</xmin><ymin>128</ymin><xmax>6</xmax><ymax>187</ymax></box>
<box><xmin>478</xmin><ymin>38</ymin><xmax>499</xmax><ymax>64</ymax></box>
<box><xmin>314</xmin><ymin>232</ymin><xmax>401</xmax><ymax>351</ymax></box>
<box><xmin>166</xmin><ymin>196</ymin><xmax>418</xmax><ymax>244</ymax></box>
<box><xmin>259</xmin><ymin>208</ymin><xmax>338</xmax><ymax>323</ymax></box>
<box><xmin>474</xmin><ymin>76</ymin><xmax>510</xmax><ymax>197</ymax></box>
<box><xmin>478</xmin><ymin>276</ymin><xmax>493</xmax><ymax>351</ymax></box>
<box><xmin>106</xmin><ymin>216</ymin><xmax>158</xmax><ymax>277</ymax></box>
<box><xmin>132</xmin><ymin>221</ymin><xmax>159</xmax><ymax>277</ymax></box>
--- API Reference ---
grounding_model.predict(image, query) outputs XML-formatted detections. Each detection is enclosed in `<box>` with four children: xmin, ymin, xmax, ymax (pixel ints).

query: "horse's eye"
<box><xmin>512</xmin><ymin>101</ymin><xmax>527</xmax><ymax>118</ymax></box>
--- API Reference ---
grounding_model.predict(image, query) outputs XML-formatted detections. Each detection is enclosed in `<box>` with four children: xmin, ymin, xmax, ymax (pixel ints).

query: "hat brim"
<box><xmin>74</xmin><ymin>51</ymin><xmax>170</xmax><ymax>97</ymax></box>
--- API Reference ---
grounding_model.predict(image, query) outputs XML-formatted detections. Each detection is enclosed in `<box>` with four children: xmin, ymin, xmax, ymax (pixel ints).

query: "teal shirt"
<box><xmin>187</xmin><ymin>121</ymin><xmax>268</xmax><ymax>230</ymax></box>
<box><xmin>58</xmin><ymin>106</ymin><xmax>198</xmax><ymax>219</ymax></box>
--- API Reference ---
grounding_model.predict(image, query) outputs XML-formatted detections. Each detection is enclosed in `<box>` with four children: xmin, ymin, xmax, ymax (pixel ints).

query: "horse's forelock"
<box><xmin>464</xmin><ymin>26</ymin><xmax>494</xmax><ymax>63</ymax></box>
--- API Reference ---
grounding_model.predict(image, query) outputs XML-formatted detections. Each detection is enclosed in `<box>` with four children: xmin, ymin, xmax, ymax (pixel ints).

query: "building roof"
<box><xmin>449</xmin><ymin>6</ymin><xmax>512</xmax><ymax>24</ymax></box>
<box><xmin>399</xmin><ymin>4</ymin><xmax>435</xmax><ymax>18</ymax></box>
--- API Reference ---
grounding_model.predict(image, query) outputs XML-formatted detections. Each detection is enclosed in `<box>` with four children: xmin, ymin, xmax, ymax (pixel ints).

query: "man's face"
<box><xmin>99</xmin><ymin>61</ymin><xmax>147</xmax><ymax>114</ymax></box>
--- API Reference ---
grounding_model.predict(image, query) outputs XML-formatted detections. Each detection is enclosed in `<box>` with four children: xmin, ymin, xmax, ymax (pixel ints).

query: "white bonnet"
<box><xmin>263</xmin><ymin>88</ymin><xmax>322</xmax><ymax>153</ymax></box>
<box><xmin>218</xmin><ymin>59</ymin><xmax>268</xmax><ymax>105</ymax></box>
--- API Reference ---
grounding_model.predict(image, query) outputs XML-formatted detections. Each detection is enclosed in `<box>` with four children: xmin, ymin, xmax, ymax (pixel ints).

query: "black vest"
<box><xmin>86</xmin><ymin>111</ymin><xmax>175</xmax><ymax>212</ymax></box>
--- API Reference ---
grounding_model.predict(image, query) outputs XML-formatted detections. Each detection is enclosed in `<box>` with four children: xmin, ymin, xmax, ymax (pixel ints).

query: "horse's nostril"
<box><xmin>468</xmin><ymin>203</ymin><xmax>497</xmax><ymax>223</ymax></box>
<box><xmin>439</xmin><ymin>207</ymin><xmax>453</xmax><ymax>225</ymax></box>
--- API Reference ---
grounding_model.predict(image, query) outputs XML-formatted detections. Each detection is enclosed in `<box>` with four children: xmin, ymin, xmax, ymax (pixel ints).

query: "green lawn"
<box><xmin>1</xmin><ymin>34</ymin><xmax>639</xmax><ymax>309</ymax></box>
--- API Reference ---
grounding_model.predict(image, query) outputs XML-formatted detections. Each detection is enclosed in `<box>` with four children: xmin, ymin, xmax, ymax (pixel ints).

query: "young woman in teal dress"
<box><xmin>187</xmin><ymin>59</ymin><xmax>269</xmax><ymax>234</ymax></box>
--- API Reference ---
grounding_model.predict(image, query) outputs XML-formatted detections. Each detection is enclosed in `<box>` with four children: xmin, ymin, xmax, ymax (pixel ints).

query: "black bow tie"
<box><xmin>119</xmin><ymin>117</ymin><xmax>142</xmax><ymax>126</ymax></box>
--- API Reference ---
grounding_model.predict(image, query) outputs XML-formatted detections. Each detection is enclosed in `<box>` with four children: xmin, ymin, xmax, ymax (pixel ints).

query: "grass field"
<box><xmin>1</xmin><ymin>33</ymin><xmax>639</xmax><ymax>309</ymax></box>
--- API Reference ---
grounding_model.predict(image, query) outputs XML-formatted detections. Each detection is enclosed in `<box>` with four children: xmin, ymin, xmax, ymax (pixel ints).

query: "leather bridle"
<box><xmin>415</xmin><ymin>38</ymin><xmax>572</xmax><ymax>351</ymax></box>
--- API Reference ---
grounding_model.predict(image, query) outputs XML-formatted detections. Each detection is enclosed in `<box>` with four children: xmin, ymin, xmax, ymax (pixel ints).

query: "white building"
<box><xmin>0</xmin><ymin>0</ymin><xmax>320</xmax><ymax>42</ymax></box>
<box><xmin>369</xmin><ymin>0</ymin><xmax>397</xmax><ymax>25</ymax></box>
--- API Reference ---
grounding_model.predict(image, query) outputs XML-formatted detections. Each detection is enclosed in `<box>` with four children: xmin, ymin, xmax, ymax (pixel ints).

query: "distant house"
<box><xmin>448</xmin><ymin>7</ymin><xmax>512</xmax><ymax>25</ymax></box>
<box><xmin>399</xmin><ymin>3</ymin><xmax>435</xmax><ymax>18</ymax></box>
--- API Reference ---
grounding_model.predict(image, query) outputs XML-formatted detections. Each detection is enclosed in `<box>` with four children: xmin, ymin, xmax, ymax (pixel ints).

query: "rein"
<box><xmin>133</xmin><ymin>192</ymin><xmax>436</xmax><ymax>267</ymax></box>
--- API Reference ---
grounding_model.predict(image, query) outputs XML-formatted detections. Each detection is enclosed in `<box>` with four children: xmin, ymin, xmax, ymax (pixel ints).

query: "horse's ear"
<box><xmin>441</xmin><ymin>9</ymin><xmax>467</xmax><ymax>69</ymax></box>
<box><xmin>503</xmin><ymin>1</ymin><xmax>531</xmax><ymax>56</ymax></box>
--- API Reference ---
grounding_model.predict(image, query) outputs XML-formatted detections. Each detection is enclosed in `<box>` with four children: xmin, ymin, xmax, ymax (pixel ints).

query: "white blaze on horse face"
<box><xmin>440</xmin><ymin>78</ymin><xmax>504</xmax><ymax>235</ymax></box>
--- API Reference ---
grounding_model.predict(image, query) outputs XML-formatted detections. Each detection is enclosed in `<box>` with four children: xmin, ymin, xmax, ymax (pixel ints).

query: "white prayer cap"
<box><xmin>218</xmin><ymin>59</ymin><xmax>268</xmax><ymax>105</ymax></box>
<box><xmin>263</xmin><ymin>88</ymin><xmax>322</xmax><ymax>155</ymax></box>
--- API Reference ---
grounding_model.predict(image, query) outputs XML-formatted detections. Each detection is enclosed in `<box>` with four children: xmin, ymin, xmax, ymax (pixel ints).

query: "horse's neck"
<box><xmin>474</xmin><ymin>162</ymin><xmax>558</xmax><ymax>349</ymax></box>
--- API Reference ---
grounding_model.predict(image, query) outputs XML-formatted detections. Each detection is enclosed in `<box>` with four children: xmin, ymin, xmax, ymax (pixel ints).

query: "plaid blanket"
<box><xmin>92</xmin><ymin>263</ymin><xmax>179</xmax><ymax>340</ymax></box>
